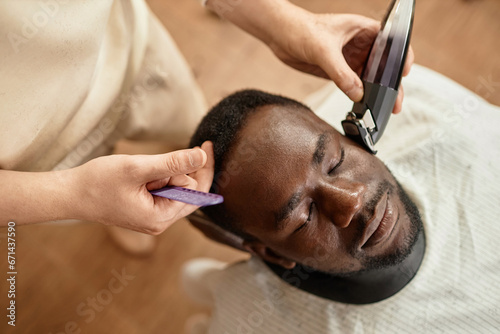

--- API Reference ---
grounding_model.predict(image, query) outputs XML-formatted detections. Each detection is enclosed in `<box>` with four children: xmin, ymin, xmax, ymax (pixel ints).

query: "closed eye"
<box><xmin>295</xmin><ymin>202</ymin><xmax>314</xmax><ymax>232</ymax></box>
<box><xmin>328</xmin><ymin>148</ymin><xmax>345</xmax><ymax>174</ymax></box>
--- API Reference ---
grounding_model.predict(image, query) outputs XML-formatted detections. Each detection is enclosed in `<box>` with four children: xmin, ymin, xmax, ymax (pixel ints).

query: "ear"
<box><xmin>242</xmin><ymin>240</ymin><xmax>296</xmax><ymax>269</ymax></box>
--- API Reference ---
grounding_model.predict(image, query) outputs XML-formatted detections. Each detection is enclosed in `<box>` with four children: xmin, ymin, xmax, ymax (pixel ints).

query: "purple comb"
<box><xmin>149</xmin><ymin>186</ymin><xmax>223</xmax><ymax>207</ymax></box>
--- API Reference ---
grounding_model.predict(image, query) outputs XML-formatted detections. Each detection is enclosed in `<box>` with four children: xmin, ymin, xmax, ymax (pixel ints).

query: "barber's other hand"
<box><xmin>268</xmin><ymin>13</ymin><xmax>414</xmax><ymax>114</ymax></box>
<box><xmin>71</xmin><ymin>142</ymin><xmax>215</xmax><ymax>235</ymax></box>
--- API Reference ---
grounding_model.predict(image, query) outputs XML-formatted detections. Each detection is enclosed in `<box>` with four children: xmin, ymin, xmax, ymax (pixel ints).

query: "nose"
<box><xmin>317</xmin><ymin>179</ymin><xmax>366</xmax><ymax>228</ymax></box>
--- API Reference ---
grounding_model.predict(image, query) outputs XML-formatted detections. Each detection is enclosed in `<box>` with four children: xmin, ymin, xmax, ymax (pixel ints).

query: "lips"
<box><xmin>359</xmin><ymin>192</ymin><xmax>398</xmax><ymax>249</ymax></box>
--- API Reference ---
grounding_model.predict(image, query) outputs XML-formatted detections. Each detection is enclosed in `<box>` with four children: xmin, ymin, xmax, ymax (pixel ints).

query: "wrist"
<box><xmin>0</xmin><ymin>168</ymin><xmax>84</xmax><ymax>224</ymax></box>
<box><xmin>265</xmin><ymin>5</ymin><xmax>315</xmax><ymax>55</ymax></box>
<box><xmin>51</xmin><ymin>167</ymin><xmax>87</xmax><ymax>222</ymax></box>
<box><xmin>206</xmin><ymin>0</ymin><xmax>304</xmax><ymax>45</ymax></box>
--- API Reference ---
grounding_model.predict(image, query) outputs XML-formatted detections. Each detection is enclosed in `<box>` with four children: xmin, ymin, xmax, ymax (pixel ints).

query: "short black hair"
<box><xmin>189</xmin><ymin>89</ymin><xmax>310</xmax><ymax>239</ymax></box>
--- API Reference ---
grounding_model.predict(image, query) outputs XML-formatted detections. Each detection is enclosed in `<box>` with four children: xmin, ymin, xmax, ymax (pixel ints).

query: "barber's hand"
<box><xmin>268</xmin><ymin>13</ymin><xmax>414</xmax><ymax>114</ymax></box>
<box><xmin>72</xmin><ymin>142</ymin><xmax>215</xmax><ymax>235</ymax></box>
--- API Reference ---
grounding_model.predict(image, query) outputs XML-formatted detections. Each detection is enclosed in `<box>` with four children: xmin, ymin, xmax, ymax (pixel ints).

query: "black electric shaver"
<box><xmin>341</xmin><ymin>0</ymin><xmax>415</xmax><ymax>154</ymax></box>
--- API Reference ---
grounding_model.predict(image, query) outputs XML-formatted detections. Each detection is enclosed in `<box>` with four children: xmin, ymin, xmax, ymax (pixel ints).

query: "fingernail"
<box><xmin>347</xmin><ymin>80</ymin><xmax>363</xmax><ymax>102</ymax></box>
<box><xmin>347</xmin><ymin>88</ymin><xmax>362</xmax><ymax>102</ymax></box>
<box><xmin>188</xmin><ymin>149</ymin><xmax>204</xmax><ymax>168</ymax></box>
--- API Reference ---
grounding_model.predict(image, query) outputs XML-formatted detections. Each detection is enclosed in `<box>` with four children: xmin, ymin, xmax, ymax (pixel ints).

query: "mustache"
<box><xmin>354</xmin><ymin>180</ymin><xmax>394</xmax><ymax>240</ymax></box>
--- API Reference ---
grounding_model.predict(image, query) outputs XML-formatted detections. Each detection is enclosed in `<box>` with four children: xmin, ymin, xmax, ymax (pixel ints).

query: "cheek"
<box><xmin>277</xmin><ymin>225</ymin><xmax>340</xmax><ymax>264</ymax></box>
<box><xmin>343</xmin><ymin>145</ymin><xmax>388</xmax><ymax>185</ymax></box>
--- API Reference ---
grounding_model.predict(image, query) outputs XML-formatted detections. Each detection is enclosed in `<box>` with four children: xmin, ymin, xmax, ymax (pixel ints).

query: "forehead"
<box><xmin>219</xmin><ymin>105</ymin><xmax>337</xmax><ymax>225</ymax></box>
<box><xmin>238</xmin><ymin>105</ymin><xmax>332</xmax><ymax>155</ymax></box>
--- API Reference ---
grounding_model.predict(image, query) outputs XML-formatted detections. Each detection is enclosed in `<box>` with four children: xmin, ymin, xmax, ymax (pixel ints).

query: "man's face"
<box><xmin>220</xmin><ymin>105</ymin><xmax>421</xmax><ymax>276</ymax></box>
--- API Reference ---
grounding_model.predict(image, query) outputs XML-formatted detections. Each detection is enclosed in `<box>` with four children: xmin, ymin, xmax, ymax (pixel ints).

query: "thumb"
<box><xmin>138</xmin><ymin>148</ymin><xmax>208</xmax><ymax>181</ymax></box>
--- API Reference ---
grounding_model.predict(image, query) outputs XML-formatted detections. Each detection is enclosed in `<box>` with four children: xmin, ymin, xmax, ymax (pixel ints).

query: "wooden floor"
<box><xmin>1</xmin><ymin>0</ymin><xmax>499</xmax><ymax>333</ymax></box>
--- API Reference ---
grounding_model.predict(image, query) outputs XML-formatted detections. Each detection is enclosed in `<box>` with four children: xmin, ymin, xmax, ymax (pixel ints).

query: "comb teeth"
<box><xmin>150</xmin><ymin>186</ymin><xmax>224</xmax><ymax>207</ymax></box>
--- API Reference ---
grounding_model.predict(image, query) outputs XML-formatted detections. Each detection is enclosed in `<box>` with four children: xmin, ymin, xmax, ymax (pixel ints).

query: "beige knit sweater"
<box><xmin>0</xmin><ymin>0</ymin><xmax>205</xmax><ymax>172</ymax></box>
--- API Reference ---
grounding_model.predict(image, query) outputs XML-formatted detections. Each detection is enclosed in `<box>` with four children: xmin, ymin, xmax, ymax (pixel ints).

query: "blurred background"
<box><xmin>1</xmin><ymin>0</ymin><xmax>499</xmax><ymax>333</ymax></box>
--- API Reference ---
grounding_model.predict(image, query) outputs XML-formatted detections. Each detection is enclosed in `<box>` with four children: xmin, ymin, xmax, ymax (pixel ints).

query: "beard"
<box><xmin>354</xmin><ymin>177</ymin><xmax>423</xmax><ymax>274</ymax></box>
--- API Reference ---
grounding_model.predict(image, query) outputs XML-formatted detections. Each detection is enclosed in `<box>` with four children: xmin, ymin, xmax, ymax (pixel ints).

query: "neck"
<box><xmin>265</xmin><ymin>229</ymin><xmax>426</xmax><ymax>304</ymax></box>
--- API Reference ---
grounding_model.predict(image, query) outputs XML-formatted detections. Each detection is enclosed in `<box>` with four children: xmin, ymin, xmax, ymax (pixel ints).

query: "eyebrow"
<box><xmin>273</xmin><ymin>132</ymin><xmax>329</xmax><ymax>231</ymax></box>
<box><xmin>312</xmin><ymin>133</ymin><xmax>327</xmax><ymax>165</ymax></box>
